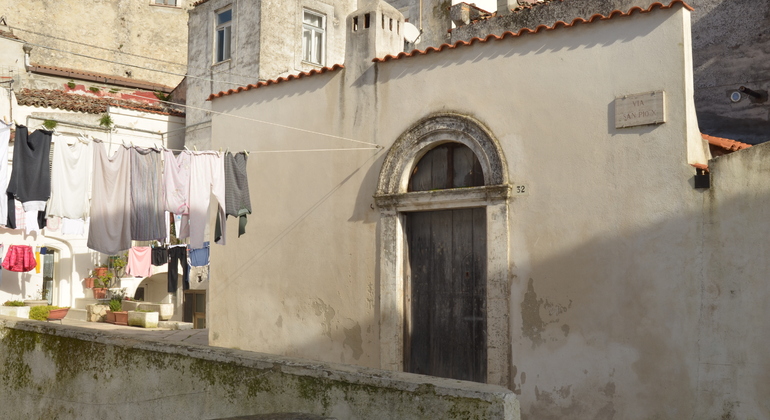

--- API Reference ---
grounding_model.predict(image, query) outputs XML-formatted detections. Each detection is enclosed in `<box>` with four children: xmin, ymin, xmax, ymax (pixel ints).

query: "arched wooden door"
<box><xmin>404</xmin><ymin>143</ymin><xmax>487</xmax><ymax>383</ymax></box>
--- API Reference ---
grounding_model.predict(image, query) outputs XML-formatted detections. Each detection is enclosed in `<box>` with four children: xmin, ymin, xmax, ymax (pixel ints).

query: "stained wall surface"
<box><xmin>0</xmin><ymin>318</ymin><xmax>519</xmax><ymax>420</ymax></box>
<box><xmin>0</xmin><ymin>0</ymin><xmax>189</xmax><ymax>89</ymax></box>
<box><xmin>201</xmin><ymin>3</ymin><xmax>742</xmax><ymax>418</ymax></box>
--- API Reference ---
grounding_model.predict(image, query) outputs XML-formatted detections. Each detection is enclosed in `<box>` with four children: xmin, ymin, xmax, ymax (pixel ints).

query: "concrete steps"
<box><xmin>64</xmin><ymin>308</ymin><xmax>87</xmax><ymax>321</ymax></box>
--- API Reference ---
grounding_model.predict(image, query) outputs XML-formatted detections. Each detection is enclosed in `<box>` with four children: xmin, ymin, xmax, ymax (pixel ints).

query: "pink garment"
<box><xmin>12</xmin><ymin>201</ymin><xmax>24</xmax><ymax>231</ymax></box>
<box><xmin>164</xmin><ymin>150</ymin><xmax>192</xmax><ymax>239</ymax></box>
<box><xmin>127</xmin><ymin>246</ymin><xmax>153</xmax><ymax>278</ymax></box>
<box><xmin>2</xmin><ymin>245</ymin><xmax>36</xmax><ymax>272</ymax></box>
<box><xmin>188</xmin><ymin>152</ymin><xmax>225</xmax><ymax>249</ymax></box>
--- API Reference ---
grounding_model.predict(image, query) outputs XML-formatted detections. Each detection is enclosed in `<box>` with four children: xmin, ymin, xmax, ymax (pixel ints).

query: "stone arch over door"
<box><xmin>374</xmin><ymin>113</ymin><xmax>512</xmax><ymax>387</ymax></box>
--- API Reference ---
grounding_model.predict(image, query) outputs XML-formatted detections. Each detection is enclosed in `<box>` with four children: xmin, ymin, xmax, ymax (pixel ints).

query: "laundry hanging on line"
<box><xmin>2</xmin><ymin>125</ymin><xmax>253</xmax><ymax>255</ymax></box>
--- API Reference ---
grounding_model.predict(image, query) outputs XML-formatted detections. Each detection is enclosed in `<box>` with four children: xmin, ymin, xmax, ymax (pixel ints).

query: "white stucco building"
<box><xmin>197</xmin><ymin>0</ymin><xmax>770</xmax><ymax>418</ymax></box>
<box><xmin>0</xmin><ymin>24</ymin><xmax>186</xmax><ymax>317</ymax></box>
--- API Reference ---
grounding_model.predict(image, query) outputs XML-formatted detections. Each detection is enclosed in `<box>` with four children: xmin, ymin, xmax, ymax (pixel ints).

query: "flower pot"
<box><xmin>114</xmin><ymin>311</ymin><xmax>128</xmax><ymax>326</ymax></box>
<box><xmin>105</xmin><ymin>310</ymin><xmax>116</xmax><ymax>324</ymax></box>
<box><xmin>93</xmin><ymin>267</ymin><xmax>108</xmax><ymax>278</ymax></box>
<box><xmin>128</xmin><ymin>311</ymin><xmax>159</xmax><ymax>328</ymax></box>
<box><xmin>122</xmin><ymin>300</ymin><xmax>140</xmax><ymax>311</ymax></box>
<box><xmin>84</xmin><ymin>277</ymin><xmax>95</xmax><ymax>288</ymax></box>
<box><xmin>138</xmin><ymin>303</ymin><xmax>174</xmax><ymax>321</ymax></box>
<box><xmin>0</xmin><ymin>306</ymin><xmax>30</xmax><ymax>319</ymax></box>
<box><xmin>47</xmin><ymin>308</ymin><xmax>69</xmax><ymax>321</ymax></box>
<box><xmin>93</xmin><ymin>288</ymin><xmax>107</xmax><ymax>299</ymax></box>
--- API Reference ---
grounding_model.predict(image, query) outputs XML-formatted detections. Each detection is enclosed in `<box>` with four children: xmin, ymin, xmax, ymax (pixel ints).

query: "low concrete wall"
<box><xmin>0</xmin><ymin>317</ymin><xmax>518</xmax><ymax>420</ymax></box>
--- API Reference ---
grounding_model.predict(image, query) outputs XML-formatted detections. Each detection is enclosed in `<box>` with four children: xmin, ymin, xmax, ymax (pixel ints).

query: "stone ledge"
<box><xmin>0</xmin><ymin>317</ymin><xmax>519</xmax><ymax>419</ymax></box>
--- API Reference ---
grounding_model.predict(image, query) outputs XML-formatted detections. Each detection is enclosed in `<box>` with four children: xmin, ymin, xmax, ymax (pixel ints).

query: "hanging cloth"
<box><xmin>48</xmin><ymin>134</ymin><xmax>93</xmax><ymax>219</ymax></box>
<box><xmin>168</xmin><ymin>245</ymin><xmax>190</xmax><ymax>292</ymax></box>
<box><xmin>2</xmin><ymin>245</ymin><xmax>36</xmax><ymax>272</ymax></box>
<box><xmin>130</xmin><ymin>147</ymin><xmax>165</xmax><ymax>241</ymax></box>
<box><xmin>163</xmin><ymin>149</ymin><xmax>192</xmax><ymax>238</ymax></box>
<box><xmin>151</xmin><ymin>246</ymin><xmax>169</xmax><ymax>266</ymax></box>
<box><xmin>215</xmin><ymin>151</ymin><xmax>252</xmax><ymax>243</ymax></box>
<box><xmin>188</xmin><ymin>241</ymin><xmax>210</xmax><ymax>267</ymax></box>
<box><xmin>0</xmin><ymin>122</ymin><xmax>11</xmax><ymax>225</ymax></box>
<box><xmin>61</xmin><ymin>217</ymin><xmax>86</xmax><ymax>236</ymax></box>
<box><xmin>127</xmin><ymin>246</ymin><xmax>153</xmax><ymax>278</ymax></box>
<box><xmin>6</xmin><ymin>125</ymin><xmax>52</xmax><ymax>227</ymax></box>
<box><xmin>188</xmin><ymin>152</ymin><xmax>226</xmax><ymax>249</ymax></box>
<box><xmin>9</xmin><ymin>200</ymin><xmax>24</xmax><ymax>232</ymax></box>
<box><xmin>87</xmin><ymin>143</ymin><xmax>132</xmax><ymax>255</ymax></box>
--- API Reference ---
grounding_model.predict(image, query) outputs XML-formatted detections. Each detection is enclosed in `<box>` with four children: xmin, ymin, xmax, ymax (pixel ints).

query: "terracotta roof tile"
<box><xmin>30</xmin><ymin>63</ymin><xmax>173</xmax><ymax>93</ymax></box>
<box><xmin>16</xmin><ymin>88</ymin><xmax>184</xmax><ymax>117</ymax></box>
<box><xmin>702</xmin><ymin>133</ymin><xmax>751</xmax><ymax>153</ymax></box>
<box><xmin>691</xmin><ymin>162</ymin><xmax>709</xmax><ymax>172</ymax></box>
<box><xmin>208</xmin><ymin>64</ymin><xmax>345</xmax><ymax>100</ymax></box>
<box><xmin>375</xmin><ymin>1</ymin><xmax>694</xmax><ymax>63</ymax></box>
<box><xmin>192</xmin><ymin>0</ymin><xmax>211</xmax><ymax>7</ymax></box>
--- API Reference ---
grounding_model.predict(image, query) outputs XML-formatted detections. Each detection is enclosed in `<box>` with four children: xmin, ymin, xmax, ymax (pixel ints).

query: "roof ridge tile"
<box><xmin>375</xmin><ymin>0</ymin><xmax>693</xmax><ymax>63</ymax></box>
<box><xmin>208</xmin><ymin>64</ymin><xmax>345</xmax><ymax>101</ymax></box>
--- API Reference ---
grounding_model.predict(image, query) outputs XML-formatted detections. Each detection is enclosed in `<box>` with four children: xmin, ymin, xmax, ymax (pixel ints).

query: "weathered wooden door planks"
<box><xmin>405</xmin><ymin>207</ymin><xmax>487</xmax><ymax>382</ymax></box>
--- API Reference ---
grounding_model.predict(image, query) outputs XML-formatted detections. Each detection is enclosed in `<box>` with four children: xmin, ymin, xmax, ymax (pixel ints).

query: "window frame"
<box><xmin>215</xmin><ymin>6</ymin><xmax>233</xmax><ymax>64</ymax></box>
<box><xmin>153</xmin><ymin>0</ymin><xmax>178</xmax><ymax>6</ymax></box>
<box><xmin>302</xmin><ymin>9</ymin><xmax>326</xmax><ymax>66</ymax></box>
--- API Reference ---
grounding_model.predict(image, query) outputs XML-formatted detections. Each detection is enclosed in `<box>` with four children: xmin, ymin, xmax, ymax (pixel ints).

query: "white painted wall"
<box><xmin>205</xmin><ymin>3</ymin><xmax>735</xmax><ymax>417</ymax></box>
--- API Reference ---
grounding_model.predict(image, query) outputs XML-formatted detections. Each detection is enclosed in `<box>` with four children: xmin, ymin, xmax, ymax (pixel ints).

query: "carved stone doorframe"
<box><xmin>374</xmin><ymin>113</ymin><xmax>512</xmax><ymax>387</ymax></box>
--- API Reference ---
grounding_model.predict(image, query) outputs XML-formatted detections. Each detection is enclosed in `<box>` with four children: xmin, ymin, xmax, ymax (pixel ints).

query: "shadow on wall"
<box><xmin>237</xmin><ymin>174</ymin><xmax>769</xmax><ymax>419</ymax></box>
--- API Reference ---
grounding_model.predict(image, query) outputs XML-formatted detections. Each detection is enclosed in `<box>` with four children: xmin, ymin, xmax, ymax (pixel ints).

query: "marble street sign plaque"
<box><xmin>615</xmin><ymin>91</ymin><xmax>666</xmax><ymax>128</ymax></box>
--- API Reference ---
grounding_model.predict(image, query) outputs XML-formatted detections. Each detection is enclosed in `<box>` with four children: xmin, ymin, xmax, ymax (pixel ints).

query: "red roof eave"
<box><xmin>702</xmin><ymin>133</ymin><xmax>752</xmax><ymax>152</ymax></box>
<box><xmin>208</xmin><ymin>64</ymin><xmax>344</xmax><ymax>101</ymax></box>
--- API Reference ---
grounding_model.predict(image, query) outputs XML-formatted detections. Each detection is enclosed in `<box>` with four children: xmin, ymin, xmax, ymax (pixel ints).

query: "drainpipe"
<box><xmin>22</xmin><ymin>43</ymin><xmax>32</xmax><ymax>71</ymax></box>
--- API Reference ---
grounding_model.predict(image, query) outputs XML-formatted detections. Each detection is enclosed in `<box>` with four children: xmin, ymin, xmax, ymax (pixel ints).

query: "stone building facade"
<box><xmin>0</xmin><ymin>0</ymin><xmax>190</xmax><ymax>90</ymax></box>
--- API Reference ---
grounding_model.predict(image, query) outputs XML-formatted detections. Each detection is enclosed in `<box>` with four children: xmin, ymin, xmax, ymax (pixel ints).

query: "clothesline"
<box><xmin>15</xmin><ymin>123</ymin><xmax>381</xmax><ymax>155</ymax></box>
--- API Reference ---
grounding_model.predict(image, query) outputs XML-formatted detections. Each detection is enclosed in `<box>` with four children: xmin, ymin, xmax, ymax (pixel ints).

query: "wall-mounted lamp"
<box><xmin>739</xmin><ymin>86</ymin><xmax>767</xmax><ymax>103</ymax></box>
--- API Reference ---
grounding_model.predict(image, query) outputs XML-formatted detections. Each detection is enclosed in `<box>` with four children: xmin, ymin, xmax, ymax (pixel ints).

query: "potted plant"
<box><xmin>29</xmin><ymin>305</ymin><xmax>68</xmax><ymax>321</ymax></box>
<box><xmin>93</xmin><ymin>265</ymin><xmax>109</xmax><ymax>278</ymax></box>
<box><xmin>47</xmin><ymin>307</ymin><xmax>70</xmax><ymax>322</ymax></box>
<box><xmin>109</xmin><ymin>254</ymin><xmax>127</xmax><ymax>278</ymax></box>
<box><xmin>92</xmin><ymin>268</ymin><xmax>113</xmax><ymax>299</ymax></box>
<box><xmin>1</xmin><ymin>300</ymin><xmax>30</xmax><ymax>318</ymax></box>
<box><xmin>107</xmin><ymin>297</ymin><xmax>128</xmax><ymax>325</ymax></box>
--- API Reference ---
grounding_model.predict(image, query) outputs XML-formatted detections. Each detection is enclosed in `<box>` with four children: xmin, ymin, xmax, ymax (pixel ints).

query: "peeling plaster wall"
<box><xmin>698</xmin><ymin>142</ymin><xmax>770</xmax><ymax>420</ymax></box>
<box><xmin>0</xmin><ymin>318</ymin><xmax>518</xmax><ymax>420</ymax></box>
<box><xmin>0</xmin><ymin>0</ymin><xmax>189</xmax><ymax>89</ymax></box>
<box><xmin>208</xmin><ymin>5</ymin><xmax>715</xmax><ymax>418</ymax></box>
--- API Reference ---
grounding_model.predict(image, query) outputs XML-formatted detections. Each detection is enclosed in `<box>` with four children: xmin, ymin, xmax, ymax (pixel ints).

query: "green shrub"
<box><xmin>3</xmin><ymin>300</ymin><xmax>24</xmax><ymax>307</ymax></box>
<box><xmin>109</xmin><ymin>298</ymin><xmax>122</xmax><ymax>312</ymax></box>
<box><xmin>29</xmin><ymin>305</ymin><xmax>61</xmax><ymax>321</ymax></box>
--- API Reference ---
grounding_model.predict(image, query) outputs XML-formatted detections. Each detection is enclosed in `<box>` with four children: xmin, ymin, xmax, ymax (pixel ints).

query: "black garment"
<box><xmin>151</xmin><ymin>246</ymin><xmax>168</xmax><ymax>266</ymax></box>
<box><xmin>215</xmin><ymin>152</ymin><xmax>252</xmax><ymax>241</ymax></box>
<box><xmin>167</xmin><ymin>246</ymin><xmax>189</xmax><ymax>292</ymax></box>
<box><xmin>6</xmin><ymin>126</ymin><xmax>53</xmax><ymax>228</ymax></box>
